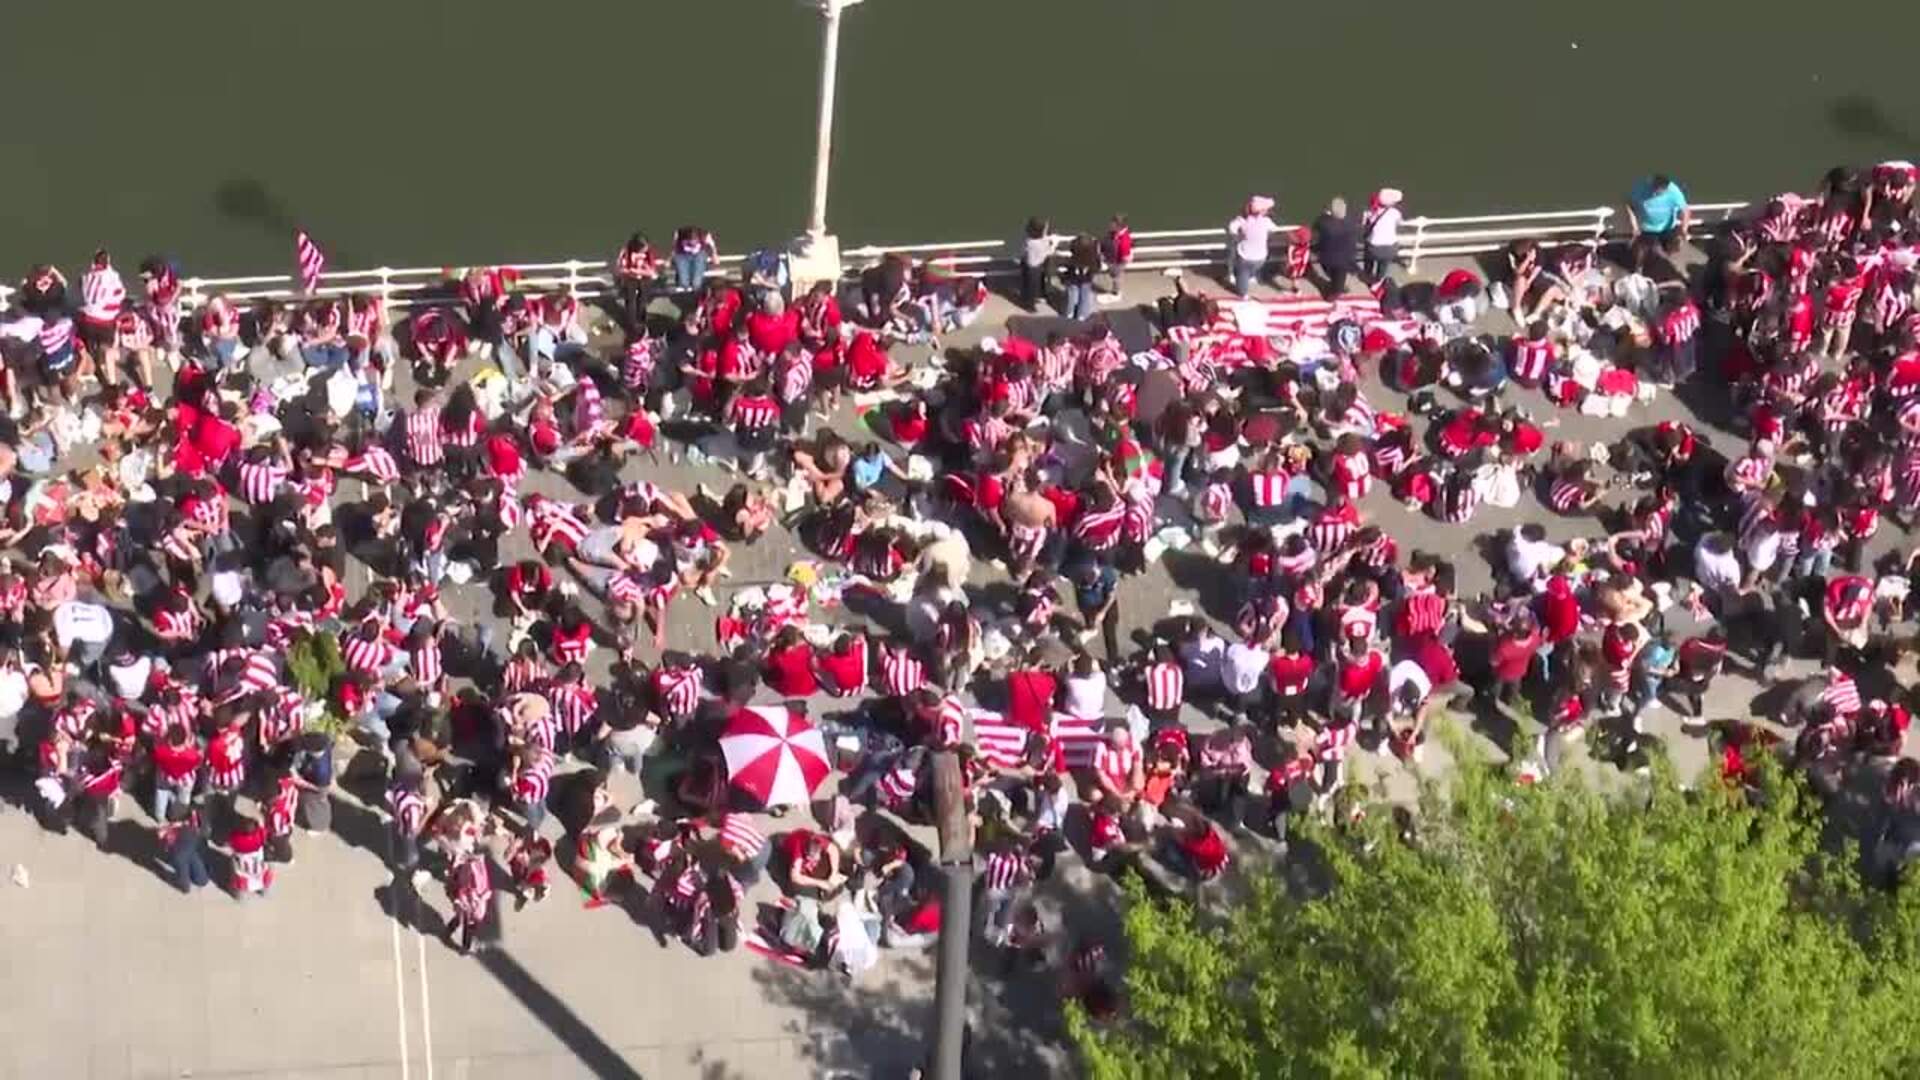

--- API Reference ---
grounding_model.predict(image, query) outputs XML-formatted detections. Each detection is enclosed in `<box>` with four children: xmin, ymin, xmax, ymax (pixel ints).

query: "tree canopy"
<box><xmin>1070</xmin><ymin>749</ymin><xmax>1920</xmax><ymax>1079</ymax></box>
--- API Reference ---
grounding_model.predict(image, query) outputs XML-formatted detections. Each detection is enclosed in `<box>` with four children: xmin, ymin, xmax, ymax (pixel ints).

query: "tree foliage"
<box><xmin>1071</xmin><ymin>745</ymin><xmax>1920</xmax><ymax>1079</ymax></box>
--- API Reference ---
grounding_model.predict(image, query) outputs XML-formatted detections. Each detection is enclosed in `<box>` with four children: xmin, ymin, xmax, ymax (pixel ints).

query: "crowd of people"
<box><xmin>4</xmin><ymin>160</ymin><xmax>1920</xmax><ymax>1015</ymax></box>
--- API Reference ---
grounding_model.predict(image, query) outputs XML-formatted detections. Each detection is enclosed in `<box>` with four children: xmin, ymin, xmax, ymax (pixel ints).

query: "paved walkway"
<box><xmin>3</xmin><ymin>248</ymin><xmax>1905</xmax><ymax>1079</ymax></box>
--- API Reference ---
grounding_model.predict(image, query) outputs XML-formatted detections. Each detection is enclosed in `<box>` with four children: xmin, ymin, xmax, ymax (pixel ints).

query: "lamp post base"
<box><xmin>788</xmin><ymin>231</ymin><xmax>843</xmax><ymax>292</ymax></box>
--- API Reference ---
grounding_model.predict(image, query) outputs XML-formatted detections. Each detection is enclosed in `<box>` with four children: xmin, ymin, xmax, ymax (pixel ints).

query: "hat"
<box><xmin>1376</xmin><ymin>187</ymin><xmax>1404</xmax><ymax>208</ymax></box>
<box><xmin>1247</xmin><ymin>195</ymin><xmax>1276</xmax><ymax>215</ymax></box>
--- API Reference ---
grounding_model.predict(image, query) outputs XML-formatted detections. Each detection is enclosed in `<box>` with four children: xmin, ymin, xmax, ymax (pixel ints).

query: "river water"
<box><xmin>3</xmin><ymin>1</ymin><xmax>1916</xmax><ymax>274</ymax></box>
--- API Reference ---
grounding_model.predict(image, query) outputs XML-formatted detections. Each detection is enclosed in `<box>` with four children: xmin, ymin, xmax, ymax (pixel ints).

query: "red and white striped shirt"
<box><xmin>882</xmin><ymin>649</ymin><xmax>928</xmax><ymax>697</ymax></box>
<box><xmin>527</xmin><ymin>499</ymin><xmax>591</xmax><ymax>553</ymax></box>
<box><xmin>238</xmin><ymin>460</ymin><xmax>290</xmax><ymax>505</ymax></box>
<box><xmin>550</xmin><ymin>682</ymin><xmax>597</xmax><ymax>734</ymax></box>
<box><xmin>409</xmin><ymin>636</ymin><xmax>444</xmax><ymax>686</ymax></box>
<box><xmin>1144</xmin><ymin>661</ymin><xmax>1184</xmax><ymax>711</ymax></box>
<box><xmin>1316</xmin><ymin>721</ymin><xmax>1357</xmax><ymax>762</ymax></box>
<box><xmin>1822</xmin><ymin>671</ymin><xmax>1863</xmax><ymax>717</ymax></box>
<box><xmin>981</xmin><ymin>849</ymin><xmax>1031</xmax><ymax>891</ymax></box>
<box><xmin>404</xmin><ymin>408</ymin><xmax>445</xmax><ymax>466</ymax></box>
<box><xmin>729</xmin><ymin>394</ymin><xmax>781</xmax><ymax>431</ymax></box>
<box><xmin>1548</xmin><ymin>478</ymin><xmax>1592</xmax><ymax>512</ymax></box>
<box><xmin>1511</xmin><ymin>336</ymin><xmax>1555</xmax><ymax>383</ymax></box>
<box><xmin>513</xmin><ymin>750</ymin><xmax>555</xmax><ymax>807</ymax></box>
<box><xmin>1093</xmin><ymin>740</ymin><xmax>1140</xmax><ymax>789</ymax></box>
<box><xmin>342</xmin><ymin>630</ymin><xmax>396</xmax><ymax>675</ymax></box>
<box><xmin>80</xmin><ymin>263</ymin><xmax>126</xmax><ymax>323</ymax></box>
<box><xmin>388</xmin><ymin>784</ymin><xmax>428</xmax><ymax>835</ymax></box>
<box><xmin>653</xmin><ymin>665</ymin><xmax>703</xmax><ymax>718</ymax></box>
<box><xmin>718</xmin><ymin>815</ymin><xmax>766</xmax><ymax>861</ymax></box>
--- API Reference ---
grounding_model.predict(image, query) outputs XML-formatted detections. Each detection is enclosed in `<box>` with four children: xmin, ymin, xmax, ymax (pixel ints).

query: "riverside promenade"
<box><xmin>0</xmin><ymin>233</ymin><xmax>1898</xmax><ymax>1080</ymax></box>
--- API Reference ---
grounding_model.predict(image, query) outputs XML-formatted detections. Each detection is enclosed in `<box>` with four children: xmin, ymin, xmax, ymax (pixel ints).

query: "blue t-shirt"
<box><xmin>1629</xmin><ymin>179</ymin><xmax>1688</xmax><ymax>233</ymax></box>
<box><xmin>851</xmin><ymin>454</ymin><xmax>887</xmax><ymax>490</ymax></box>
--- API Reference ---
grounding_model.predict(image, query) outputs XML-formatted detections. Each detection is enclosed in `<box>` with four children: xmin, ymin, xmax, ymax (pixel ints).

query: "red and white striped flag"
<box><xmin>293</xmin><ymin>229</ymin><xmax>327</xmax><ymax>293</ymax></box>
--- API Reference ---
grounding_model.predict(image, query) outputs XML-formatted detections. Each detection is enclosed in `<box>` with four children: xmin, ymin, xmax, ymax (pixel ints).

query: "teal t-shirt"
<box><xmin>1629</xmin><ymin>178</ymin><xmax>1688</xmax><ymax>232</ymax></box>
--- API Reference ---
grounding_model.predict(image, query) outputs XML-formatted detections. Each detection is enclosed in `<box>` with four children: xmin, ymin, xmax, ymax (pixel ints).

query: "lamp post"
<box><xmin>791</xmin><ymin>0</ymin><xmax>863</xmax><ymax>287</ymax></box>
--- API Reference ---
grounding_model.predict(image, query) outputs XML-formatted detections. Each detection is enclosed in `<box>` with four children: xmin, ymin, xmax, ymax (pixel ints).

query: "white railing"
<box><xmin>6</xmin><ymin>199</ymin><xmax>1757</xmax><ymax>311</ymax></box>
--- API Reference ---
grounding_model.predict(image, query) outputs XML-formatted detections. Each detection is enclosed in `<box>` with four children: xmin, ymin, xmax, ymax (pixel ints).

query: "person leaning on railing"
<box><xmin>1626</xmin><ymin>173</ymin><xmax>1691</xmax><ymax>254</ymax></box>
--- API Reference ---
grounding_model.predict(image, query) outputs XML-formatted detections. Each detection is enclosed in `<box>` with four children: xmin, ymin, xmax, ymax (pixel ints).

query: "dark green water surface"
<box><xmin>2</xmin><ymin>1</ymin><xmax>1916</xmax><ymax>273</ymax></box>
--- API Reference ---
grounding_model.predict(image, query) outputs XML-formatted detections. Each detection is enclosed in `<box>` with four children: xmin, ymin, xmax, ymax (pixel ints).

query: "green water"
<box><xmin>3</xmin><ymin>1</ymin><xmax>1915</xmax><ymax>275</ymax></box>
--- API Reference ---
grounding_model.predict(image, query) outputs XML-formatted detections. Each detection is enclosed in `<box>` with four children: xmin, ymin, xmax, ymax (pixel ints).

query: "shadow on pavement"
<box><xmin>476</xmin><ymin>947</ymin><xmax>645</xmax><ymax>1080</ymax></box>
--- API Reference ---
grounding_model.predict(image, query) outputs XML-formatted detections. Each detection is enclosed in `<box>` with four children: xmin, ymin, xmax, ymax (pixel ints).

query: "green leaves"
<box><xmin>1074</xmin><ymin>742</ymin><xmax>1920</xmax><ymax>1080</ymax></box>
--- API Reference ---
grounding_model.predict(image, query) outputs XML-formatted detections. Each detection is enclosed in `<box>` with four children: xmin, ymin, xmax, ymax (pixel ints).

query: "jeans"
<box><xmin>1230</xmin><ymin>253</ymin><xmax>1261</xmax><ymax>298</ymax></box>
<box><xmin>302</xmin><ymin>342</ymin><xmax>351</xmax><ymax>372</ymax></box>
<box><xmin>672</xmin><ymin>252</ymin><xmax>709</xmax><ymax>291</ymax></box>
<box><xmin>1793</xmin><ymin>548</ymin><xmax>1833</xmax><ymax>579</ymax></box>
<box><xmin>1365</xmin><ymin>243</ymin><xmax>1398</xmax><ymax>282</ymax></box>
<box><xmin>1163</xmin><ymin>445</ymin><xmax>1194</xmax><ymax>496</ymax></box>
<box><xmin>152</xmin><ymin>780</ymin><xmax>192</xmax><ymax>824</ymax></box>
<box><xmin>980</xmin><ymin>885</ymin><xmax>1019</xmax><ymax>945</ymax></box>
<box><xmin>207</xmin><ymin>337</ymin><xmax>242</xmax><ymax>372</ymax></box>
<box><xmin>733</xmin><ymin>842</ymin><xmax>773</xmax><ymax>887</ymax></box>
<box><xmin>171</xmin><ymin>837</ymin><xmax>211</xmax><ymax>891</ymax></box>
<box><xmin>1018</xmin><ymin>263</ymin><xmax>1046</xmax><ymax>312</ymax></box>
<box><xmin>1060</xmin><ymin>282</ymin><xmax>1096</xmax><ymax>321</ymax></box>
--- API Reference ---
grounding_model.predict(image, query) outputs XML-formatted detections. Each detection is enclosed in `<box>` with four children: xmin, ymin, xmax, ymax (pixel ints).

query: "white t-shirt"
<box><xmin>1741</xmin><ymin>527</ymin><xmax>1782</xmax><ymax>574</ymax></box>
<box><xmin>1061</xmin><ymin>672</ymin><xmax>1108</xmax><ymax>718</ymax></box>
<box><xmin>107</xmin><ymin>655</ymin><xmax>153</xmax><ymax>701</ymax></box>
<box><xmin>53</xmin><ymin>601</ymin><xmax>114</xmax><ymax>648</ymax></box>
<box><xmin>1508</xmin><ymin>537</ymin><xmax>1566</xmax><ymax>589</ymax></box>
<box><xmin>0</xmin><ymin>667</ymin><xmax>28</xmax><ymax>719</ymax></box>
<box><xmin>1388</xmin><ymin>659</ymin><xmax>1433</xmax><ymax>706</ymax></box>
<box><xmin>210</xmin><ymin>569</ymin><xmax>247</xmax><ymax>610</ymax></box>
<box><xmin>1230</xmin><ymin>214</ymin><xmax>1277</xmax><ymax>261</ymax></box>
<box><xmin>1223</xmin><ymin>642</ymin><xmax>1270</xmax><ymax>695</ymax></box>
<box><xmin>1367</xmin><ymin>207</ymin><xmax>1403</xmax><ymax>247</ymax></box>
<box><xmin>1694</xmin><ymin>544</ymin><xmax>1743</xmax><ymax>595</ymax></box>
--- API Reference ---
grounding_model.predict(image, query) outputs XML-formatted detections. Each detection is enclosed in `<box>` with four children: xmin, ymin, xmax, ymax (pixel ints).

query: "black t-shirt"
<box><xmin>1313</xmin><ymin>214</ymin><xmax>1361</xmax><ymax>270</ymax></box>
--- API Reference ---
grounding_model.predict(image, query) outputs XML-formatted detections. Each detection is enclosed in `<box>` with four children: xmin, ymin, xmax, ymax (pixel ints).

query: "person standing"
<box><xmin>1071</xmin><ymin>557</ymin><xmax>1122</xmax><ymax>663</ymax></box>
<box><xmin>1227</xmin><ymin>196</ymin><xmax>1278</xmax><ymax>298</ymax></box>
<box><xmin>1362</xmin><ymin>188</ymin><xmax>1405</xmax><ymax>283</ymax></box>
<box><xmin>1018</xmin><ymin>218</ymin><xmax>1056</xmax><ymax>313</ymax></box>
<box><xmin>670</xmin><ymin>226</ymin><xmax>717</xmax><ymax>294</ymax></box>
<box><xmin>445</xmin><ymin>852</ymin><xmax>496</xmax><ymax>955</ymax></box>
<box><xmin>388</xmin><ymin>772</ymin><xmax>430</xmax><ymax>881</ymax></box>
<box><xmin>1312</xmin><ymin>198</ymin><xmax>1362</xmax><ymax>299</ymax></box>
<box><xmin>1058</xmin><ymin>236</ymin><xmax>1102</xmax><ymax>322</ymax></box>
<box><xmin>1626</xmin><ymin>174</ymin><xmax>1691</xmax><ymax>253</ymax></box>
<box><xmin>1101</xmin><ymin>214</ymin><xmax>1133</xmax><ymax>298</ymax></box>
<box><xmin>162</xmin><ymin>804</ymin><xmax>212</xmax><ymax>894</ymax></box>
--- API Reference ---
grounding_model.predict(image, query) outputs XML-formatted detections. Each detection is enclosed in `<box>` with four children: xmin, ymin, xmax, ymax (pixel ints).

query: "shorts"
<box><xmin>42</xmin><ymin>344</ymin><xmax>76</xmax><ymax>375</ymax></box>
<box><xmin>77</xmin><ymin>317</ymin><xmax>116</xmax><ymax>353</ymax></box>
<box><xmin>736</xmin><ymin>426</ymin><xmax>775</xmax><ymax>452</ymax></box>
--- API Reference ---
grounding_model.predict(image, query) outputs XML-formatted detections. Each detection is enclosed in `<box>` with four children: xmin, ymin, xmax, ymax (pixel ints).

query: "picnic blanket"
<box><xmin>970</xmin><ymin>709</ymin><xmax>1107</xmax><ymax>771</ymax></box>
<box><xmin>1169</xmin><ymin>295</ymin><xmax>1423</xmax><ymax>370</ymax></box>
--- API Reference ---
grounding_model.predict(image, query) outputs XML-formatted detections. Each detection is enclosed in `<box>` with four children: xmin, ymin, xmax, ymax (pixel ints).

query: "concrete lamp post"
<box><xmin>789</xmin><ymin>0</ymin><xmax>864</xmax><ymax>290</ymax></box>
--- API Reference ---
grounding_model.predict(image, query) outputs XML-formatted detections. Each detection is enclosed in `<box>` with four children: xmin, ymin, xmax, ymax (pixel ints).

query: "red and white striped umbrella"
<box><xmin>719</xmin><ymin>705</ymin><xmax>831</xmax><ymax>809</ymax></box>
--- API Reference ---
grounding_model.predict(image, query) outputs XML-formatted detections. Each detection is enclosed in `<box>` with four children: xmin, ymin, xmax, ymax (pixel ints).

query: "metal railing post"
<box><xmin>1408</xmin><ymin>217</ymin><xmax>1428</xmax><ymax>273</ymax></box>
<box><xmin>377</xmin><ymin>268</ymin><xmax>393</xmax><ymax>305</ymax></box>
<box><xmin>1591</xmin><ymin>207</ymin><xmax>1613</xmax><ymax>248</ymax></box>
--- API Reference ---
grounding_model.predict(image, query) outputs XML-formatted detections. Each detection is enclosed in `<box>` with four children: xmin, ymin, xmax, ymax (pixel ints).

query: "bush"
<box><xmin>284</xmin><ymin>631</ymin><xmax>352</xmax><ymax>737</ymax></box>
<box><xmin>1071</xmin><ymin>733</ymin><xmax>1920</xmax><ymax>1079</ymax></box>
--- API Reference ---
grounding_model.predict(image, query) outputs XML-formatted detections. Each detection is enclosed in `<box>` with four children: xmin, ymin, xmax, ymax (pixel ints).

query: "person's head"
<box><xmin>1327</xmin><ymin>197</ymin><xmax>1347</xmax><ymax>218</ymax></box>
<box><xmin>1648</xmin><ymin>173</ymin><xmax>1672</xmax><ymax>193</ymax></box>
<box><xmin>1073</xmin><ymin>651</ymin><xmax>1098</xmax><ymax>678</ymax></box>
<box><xmin>1025</xmin><ymin>217</ymin><xmax>1048</xmax><ymax>239</ymax></box>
